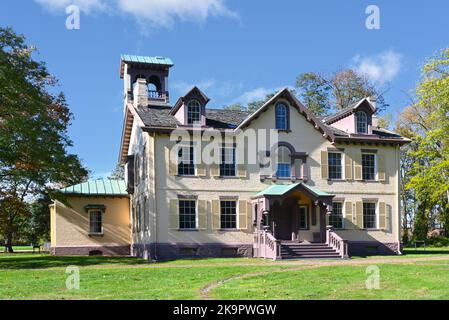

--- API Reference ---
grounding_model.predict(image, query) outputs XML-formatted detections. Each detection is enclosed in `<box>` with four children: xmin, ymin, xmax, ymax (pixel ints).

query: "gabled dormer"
<box><xmin>323</xmin><ymin>98</ymin><xmax>377</xmax><ymax>135</ymax></box>
<box><xmin>170</xmin><ymin>87</ymin><xmax>210</xmax><ymax>127</ymax></box>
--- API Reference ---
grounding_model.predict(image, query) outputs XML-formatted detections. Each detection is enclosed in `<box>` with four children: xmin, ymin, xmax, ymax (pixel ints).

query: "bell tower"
<box><xmin>119</xmin><ymin>54</ymin><xmax>174</xmax><ymax>108</ymax></box>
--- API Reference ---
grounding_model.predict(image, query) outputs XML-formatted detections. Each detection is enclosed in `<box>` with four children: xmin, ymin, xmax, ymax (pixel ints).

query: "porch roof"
<box><xmin>253</xmin><ymin>182</ymin><xmax>333</xmax><ymax>199</ymax></box>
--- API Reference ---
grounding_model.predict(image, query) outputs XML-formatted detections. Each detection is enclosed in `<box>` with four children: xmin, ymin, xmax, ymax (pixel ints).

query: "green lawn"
<box><xmin>0</xmin><ymin>250</ymin><xmax>449</xmax><ymax>300</ymax></box>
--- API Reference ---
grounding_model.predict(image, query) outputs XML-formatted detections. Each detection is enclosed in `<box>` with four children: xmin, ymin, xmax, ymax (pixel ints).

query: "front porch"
<box><xmin>251</xmin><ymin>182</ymin><xmax>348</xmax><ymax>260</ymax></box>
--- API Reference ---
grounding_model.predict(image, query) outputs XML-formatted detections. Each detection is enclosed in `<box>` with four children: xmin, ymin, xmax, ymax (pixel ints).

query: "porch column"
<box><xmin>319</xmin><ymin>202</ymin><xmax>333</xmax><ymax>242</ymax></box>
<box><xmin>319</xmin><ymin>204</ymin><xmax>326</xmax><ymax>242</ymax></box>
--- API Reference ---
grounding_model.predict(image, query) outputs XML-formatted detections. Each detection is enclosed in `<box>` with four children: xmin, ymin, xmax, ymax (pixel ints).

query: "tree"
<box><xmin>247</xmin><ymin>93</ymin><xmax>276</xmax><ymax>113</ymax></box>
<box><xmin>0</xmin><ymin>27</ymin><xmax>88</xmax><ymax>252</ymax></box>
<box><xmin>398</xmin><ymin>48</ymin><xmax>449</xmax><ymax>239</ymax></box>
<box><xmin>109</xmin><ymin>164</ymin><xmax>125</xmax><ymax>180</ymax></box>
<box><xmin>295</xmin><ymin>69</ymin><xmax>388</xmax><ymax>116</ymax></box>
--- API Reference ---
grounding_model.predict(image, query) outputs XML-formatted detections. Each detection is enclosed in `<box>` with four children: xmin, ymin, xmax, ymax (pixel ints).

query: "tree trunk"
<box><xmin>5</xmin><ymin>232</ymin><xmax>13</xmax><ymax>253</ymax></box>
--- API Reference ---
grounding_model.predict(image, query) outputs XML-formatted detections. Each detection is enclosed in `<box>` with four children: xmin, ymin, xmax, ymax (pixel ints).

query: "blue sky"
<box><xmin>0</xmin><ymin>0</ymin><xmax>447</xmax><ymax>178</ymax></box>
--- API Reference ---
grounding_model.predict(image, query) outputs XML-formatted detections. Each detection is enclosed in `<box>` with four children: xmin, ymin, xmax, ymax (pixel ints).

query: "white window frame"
<box><xmin>356</xmin><ymin>111</ymin><xmax>368</xmax><ymax>134</ymax></box>
<box><xmin>330</xmin><ymin>201</ymin><xmax>344</xmax><ymax>229</ymax></box>
<box><xmin>220</xmin><ymin>199</ymin><xmax>238</xmax><ymax>230</ymax></box>
<box><xmin>276</xmin><ymin>146</ymin><xmax>291</xmax><ymax>178</ymax></box>
<box><xmin>361</xmin><ymin>152</ymin><xmax>377</xmax><ymax>181</ymax></box>
<box><xmin>187</xmin><ymin>99</ymin><xmax>201</xmax><ymax>125</ymax></box>
<box><xmin>275</xmin><ymin>103</ymin><xmax>288</xmax><ymax>130</ymax></box>
<box><xmin>177</xmin><ymin>143</ymin><xmax>196</xmax><ymax>176</ymax></box>
<box><xmin>88</xmin><ymin>210</ymin><xmax>104</xmax><ymax>235</ymax></box>
<box><xmin>328</xmin><ymin>151</ymin><xmax>344</xmax><ymax>180</ymax></box>
<box><xmin>178</xmin><ymin>199</ymin><xmax>198</xmax><ymax>230</ymax></box>
<box><xmin>362</xmin><ymin>201</ymin><xmax>378</xmax><ymax>230</ymax></box>
<box><xmin>219</xmin><ymin>144</ymin><xmax>237</xmax><ymax>177</ymax></box>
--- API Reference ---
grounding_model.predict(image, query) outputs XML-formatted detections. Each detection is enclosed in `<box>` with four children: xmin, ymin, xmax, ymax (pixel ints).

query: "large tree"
<box><xmin>0</xmin><ymin>27</ymin><xmax>88</xmax><ymax>252</ymax></box>
<box><xmin>295</xmin><ymin>69</ymin><xmax>388</xmax><ymax>116</ymax></box>
<box><xmin>398</xmin><ymin>48</ymin><xmax>449</xmax><ymax>239</ymax></box>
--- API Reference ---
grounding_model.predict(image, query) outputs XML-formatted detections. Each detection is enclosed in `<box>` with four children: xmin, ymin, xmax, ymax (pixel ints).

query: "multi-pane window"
<box><xmin>362</xmin><ymin>153</ymin><xmax>376</xmax><ymax>180</ymax></box>
<box><xmin>178</xmin><ymin>145</ymin><xmax>195</xmax><ymax>176</ymax></box>
<box><xmin>276</xmin><ymin>146</ymin><xmax>291</xmax><ymax>178</ymax></box>
<box><xmin>179</xmin><ymin>199</ymin><xmax>197</xmax><ymax>230</ymax></box>
<box><xmin>329</xmin><ymin>202</ymin><xmax>343</xmax><ymax>229</ymax></box>
<box><xmin>356</xmin><ymin>111</ymin><xmax>368</xmax><ymax>134</ymax></box>
<box><xmin>220</xmin><ymin>200</ymin><xmax>237</xmax><ymax>229</ymax></box>
<box><xmin>299</xmin><ymin>206</ymin><xmax>308</xmax><ymax>229</ymax></box>
<box><xmin>275</xmin><ymin>104</ymin><xmax>288</xmax><ymax>130</ymax></box>
<box><xmin>363</xmin><ymin>202</ymin><xmax>377</xmax><ymax>229</ymax></box>
<box><xmin>328</xmin><ymin>152</ymin><xmax>342</xmax><ymax>180</ymax></box>
<box><xmin>89</xmin><ymin>210</ymin><xmax>103</xmax><ymax>234</ymax></box>
<box><xmin>187</xmin><ymin>100</ymin><xmax>201</xmax><ymax>124</ymax></box>
<box><xmin>220</xmin><ymin>146</ymin><xmax>236</xmax><ymax>177</ymax></box>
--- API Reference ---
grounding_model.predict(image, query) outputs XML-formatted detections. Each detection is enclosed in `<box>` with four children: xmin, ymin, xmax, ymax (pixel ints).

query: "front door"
<box><xmin>274</xmin><ymin>206</ymin><xmax>293</xmax><ymax>240</ymax></box>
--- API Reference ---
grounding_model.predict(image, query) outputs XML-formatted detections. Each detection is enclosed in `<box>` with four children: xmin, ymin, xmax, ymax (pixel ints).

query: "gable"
<box><xmin>237</xmin><ymin>88</ymin><xmax>335</xmax><ymax>142</ymax></box>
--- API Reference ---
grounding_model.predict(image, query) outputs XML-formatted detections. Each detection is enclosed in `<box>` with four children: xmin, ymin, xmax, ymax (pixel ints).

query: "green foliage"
<box><xmin>427</xmin><ymin>236</ymin><xmax>449</xmax><ymax>248</ymax></box>
<box><xmin>0</xmin><ymin>27</ymin><xmax>88</xmax><ymax>251</ymax></box>
<box><xmin>398</xmin><ymin>47</ymin><xmax>449</xmax><ymax>240</ymax></box>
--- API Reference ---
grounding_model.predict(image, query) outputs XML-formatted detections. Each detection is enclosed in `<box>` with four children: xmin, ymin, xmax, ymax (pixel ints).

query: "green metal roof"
<box><xmin>121</xmin><ymin>54</ymin><xmax>174</xmax><ymax>66</ymax></box>
<box><xmin>254</xmin><ymin>183</ymin><xmax>301</xmax><ymax>198</ymax></box>
<box><xmin>59</xmin><ymin>179</ymin><xmax>128</xmax><ymax>196</ymax></box>
<box><xmin>254</xmin><ymin>182</ymin><xmax>332</xmax><ymax>198</ymax></box>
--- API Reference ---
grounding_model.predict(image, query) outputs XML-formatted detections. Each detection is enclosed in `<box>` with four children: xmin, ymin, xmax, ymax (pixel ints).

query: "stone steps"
<box><xmin>280</xmin><ymin>242</ymin><xmax>342</xmax><ymax>260</ymax></box>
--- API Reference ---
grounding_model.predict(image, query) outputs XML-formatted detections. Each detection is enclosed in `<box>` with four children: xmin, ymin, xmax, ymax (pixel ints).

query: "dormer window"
<box><xmin>356</xmin><ymin>111</ymin><xmax>368</xmax><ymax>134</ymax></box>
<box><xmin>187</xmin><ymin>100</ymin><xmax>201</xmax><ymax>124</ymax></box>
<box><xmin>275</xmin><ymin>103</ymin><xmax>288</xmax><ymax>130</ymax></box>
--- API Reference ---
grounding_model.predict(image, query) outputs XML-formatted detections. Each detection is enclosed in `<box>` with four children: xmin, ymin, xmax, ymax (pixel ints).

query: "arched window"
<box><xmin>356</xmin><ymin>111</ymin><xmax>368</xmax><ymax>134</ymax></box>
<box><xmin>275</xmin><ymin>104</ymin><xmax>288</xmax><ymax>130</ymax></box>
<box><xmin>276</xmin><ymin>146</ymin><xmax>291</xmax><ymax>178</ymax></box>
<box><xmin>187</xmin><ymin>100</ymin><xmax>201</xmax><ymax>124</ymax></box>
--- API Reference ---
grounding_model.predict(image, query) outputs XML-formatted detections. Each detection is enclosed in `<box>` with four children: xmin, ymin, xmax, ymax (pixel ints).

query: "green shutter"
<box><xmin>345</xmin><ymin>201</ymin><xmax>354</xmax><ymax>229</ymax></box>
<box><xmin>238</xmin><ymin>200</ymin><xmax>248</xmax><ymax>230</ymax></box>
<box><xmin>345</xmin><ymin>153</ymin><xmax>353</xmax><ymax>180</ymax></box>
<box><xmin>379</xmin><ymin>202</ymin><xmax>387</xmax><ymax>230</ymax></box>
<box><xmin>169</xmin><ymin>199</ymin><xmax>179</xmax><ymax>230</ymax></box>
<box><xmin>354</xmin><ymin>151</ymin><xmax>362</xmax><ymax>181</ymax></box>
<box><xmin>212</xmin><ymin>200</ymin><xmax>220</xmax><ymax>230</ymax></box>
<box><xmin>321</xmin><ymin>150</ymin><xmax>328</xmax><ymax>180</ymax></box>
<box><xmin>378</xmin><ymin>152</ymin><xmax>386</xmax><ymax>182</ymax></box>
<box><xmin>356</xmin><ymin>201</ymin><xmax>363</xmax><ymax>229</ymax></box>
<box><xmin>198</xmin><ymin>200</ymin><xmax>207</xmax><ymax>230</ymax></box>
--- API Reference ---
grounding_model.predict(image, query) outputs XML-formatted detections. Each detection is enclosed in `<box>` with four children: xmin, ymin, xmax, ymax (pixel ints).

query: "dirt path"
<box><xmin>198</xmin><ymin>255</ymin><xmax>449</xmax><ymax>300</ymax></box>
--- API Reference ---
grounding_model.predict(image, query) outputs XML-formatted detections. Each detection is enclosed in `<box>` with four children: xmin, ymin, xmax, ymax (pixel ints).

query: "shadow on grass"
<box><xmin>0</xmin><ymin>254</ymin><xmax>148</xmax><ymax>270</ymax></box>
<box><xmin>403</xmin><ymin>249</ymin><xmax>449</xmax><ymax>255</ymax></box>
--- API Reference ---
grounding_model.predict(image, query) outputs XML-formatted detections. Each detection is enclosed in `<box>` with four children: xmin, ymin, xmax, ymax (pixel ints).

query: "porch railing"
<box><xmin>254</xmin><ymin>230</ymin><xmax>281</xmax><ymax>260</ymax></box>
<box><xmin>326</xmin><ymin>228</ymin><xmax>349</xmax><ymax>259</ymax></box>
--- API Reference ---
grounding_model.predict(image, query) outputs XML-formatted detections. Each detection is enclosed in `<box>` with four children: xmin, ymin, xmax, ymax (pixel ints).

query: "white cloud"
<box><xmin>172</xmin><ymin>79</ymin><xmax>216</xmax><ymax>94</ymax></box>
<box><xmin>34</xmin><ymin>0</ymin><xmax>237</xmax><ymax>27</ymax></box>
<box><xmin>352</xmin><ymin>50</ymin><xmax>402</xmax><ymax>84</ymax></box>
<box><xmin>232</xmin><ymin>86</ymin><xmax>292</xmax><ymax>106</ymax></box>
<box><xmin>117</xmin><ymin>0</ymin><xmax>237</xmax><ymax>28</ymax></box>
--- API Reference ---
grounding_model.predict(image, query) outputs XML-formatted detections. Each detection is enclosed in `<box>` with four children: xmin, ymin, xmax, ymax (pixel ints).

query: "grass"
<box><xmin>0</xmin><ymin>249</ymin><xmax>449</xmax><ymax>300</ymax></box>
<box><xmin>213</xmin><ymin>262</ymin><xmax>449</xmax><ymax>300</ymax></box>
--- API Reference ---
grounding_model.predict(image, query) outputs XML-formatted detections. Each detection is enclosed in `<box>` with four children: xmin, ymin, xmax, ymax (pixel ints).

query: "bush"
<box><xmin>427</xmin><ymin>236</ymin><xmax>449</xmax><ymax>247</ymax></box>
